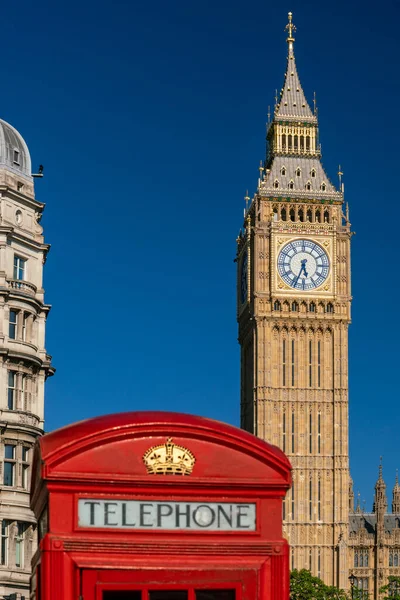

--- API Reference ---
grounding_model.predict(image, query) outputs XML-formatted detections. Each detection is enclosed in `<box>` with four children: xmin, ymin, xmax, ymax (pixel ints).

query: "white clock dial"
<box><xmin>277</xmin><ymin>240</ymin><xmax>329</xmax><ymax>290</ymax></box>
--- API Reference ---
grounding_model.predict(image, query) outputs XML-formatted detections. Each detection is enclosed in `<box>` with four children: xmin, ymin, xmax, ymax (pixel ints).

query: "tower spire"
<box><xmin>392</xmin><ymin>469</ymin><xmax>400</xmax><ymax>513</ymax></box>
<box><xmin>285</xmin><ymin>11</ymin><xmax>296</xmax><ymax>52</ymax></box>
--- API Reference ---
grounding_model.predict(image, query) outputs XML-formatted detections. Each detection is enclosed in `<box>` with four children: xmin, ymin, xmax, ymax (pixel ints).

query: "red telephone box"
<box><xmin>30</xmin><ymin>411</ymin><xmax>291</xmax><ymax>600</ymax></box>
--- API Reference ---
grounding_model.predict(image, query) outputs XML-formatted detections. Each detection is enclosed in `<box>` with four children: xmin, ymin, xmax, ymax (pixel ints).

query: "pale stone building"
<box><xmin>237</xmin><ymin>12</ymin><xmax>352</xmax><ymax>594</ymax></box>
<box><xmin>348</xmin><ymin>467</ymin><xmax>400</xmax><ymax>598</ymax></box>
<box><xmin>0</xmin><ymin>120</ymin><xmax>53</xmax><ymax>598</ymax></box>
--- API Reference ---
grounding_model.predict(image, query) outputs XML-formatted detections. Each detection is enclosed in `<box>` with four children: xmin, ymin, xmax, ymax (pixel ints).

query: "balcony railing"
<box><xmin>7</xmin><ymin>279</ymin><xmax>37</xmax><ymax>296</ymax></box>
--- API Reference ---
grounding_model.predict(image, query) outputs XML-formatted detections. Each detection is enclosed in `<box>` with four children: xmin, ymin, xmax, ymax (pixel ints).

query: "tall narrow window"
<box><xmin>22</xmin><ymin>313</ymin><xmax>28</xmax><ymax>342</ymax></box>
<box><xmin>1</xmin><ymin>521</ymin><xmax>9</xmax><ymax>565</ymax></box>
<box><xmin>3</xmin><ymin>445</ymin><xmax>15</xmax><ymax>486</ymax></box>
<box><xmin>9</xmin><ymin>310</ymin><xmax>17</xmax><ymax>339</ymax></box>
<box><xmin>291</xmin><ymin>339</ymin><xmax>295</xmax><ymax>386</ymax></box>
<box><xmin>22</xmin><ymin>447</ymin><xmax>29</xmax><ymax>490</ymax></box>
<box><xmin>283</xmin><ymin>498</ymin><xmax>286</xmax><ymax>520</ymax></box>
<box><xmin>291</xmin><ymin>548</ymin><xmax>295</xmax><ymax>570</ymax></box>
<box><xmin>282</xmin><ymin>134</ymin><xmax>286</xmax><ymax>149</ymax></box>
<box><xmin>7</xmin><ymin>372</ymin><xmax>15</xmax><ymax>410</ymax></box>
<box><xmin>13</xmin><ymin>149</ymin><xmax>20</xmax><ymax>164</ymax></box>
<box><xmin>309</xmin><ymin>549</ymin><xmax>312</xmax><ymax>571</ymax></box>
<box><xmin>317</xmin><ymin>549</ymin><xmax>321</xmax><ymax>578</ymax></box>
<box><xmin>318</xmin><ymin>480</ymin><xmax>321</xmax><ymax>520</ymax></box>
<box><xmin>282</xmin><ymin>339</ymin><xmax>286</xmax><ymax>386</ymax></box>
<box><xmin>282</xmin><ymin>412</ymin><xmax>286</xmax><ymax>452</ymax></box>
<box><xmin>318</xmin><ymin>412</ymin><xmax>321</xmax><ymax>453</ymax></box>
<box><xmin>354</xmin><ymin>550</ymin><xmax>359</xmax><ymax>568</ymax></box>
<box><xmin>318</xmin><ymin>341</ymin><xmax>321</xmax><ymax>387</ymax></box>
<box><xmin>309</xmin><ymin>413</ymin><xmax>312</xmax><ymax>453</ymax></box>
<box><xmin>291</xmin><ymin>484</ymin><xmax>295</xmax><ymax>520</ymax></box>
<box><xmin>13</xmin><ymin>256</ymin><xmax>26</xmax><ymax>281</ymax></box>
<box><xmin>309</xmin><ymin>479</ymin><xmax>312</xmax><ymax>520</ymax></box>
<box><xmin>15</xmin><ymin>523</ymin><xmax>27</xmax><ymax>568</ymax></box>
<box><xmin>309</xmin><ymin>340</ymin><xmax>312</xmax><ymax>387</ymax></box>
<box><xmin>291</xmin><ymin>411</ymin><xmax>295</xmax><ymax>453</ymax></box>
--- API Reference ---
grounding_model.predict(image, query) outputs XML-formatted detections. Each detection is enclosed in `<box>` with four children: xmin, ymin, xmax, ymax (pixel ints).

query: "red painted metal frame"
<box><xmin>30</xmin><ymin>411</ymin><xmax>291</xmax><ymax>600</ymax></box>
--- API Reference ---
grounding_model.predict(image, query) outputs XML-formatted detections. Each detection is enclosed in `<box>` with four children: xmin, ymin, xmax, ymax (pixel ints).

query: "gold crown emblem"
<box><xmin>143</xmin><ymin>438</ymin><xmax>195</xmax><ymax>476</ymax></box>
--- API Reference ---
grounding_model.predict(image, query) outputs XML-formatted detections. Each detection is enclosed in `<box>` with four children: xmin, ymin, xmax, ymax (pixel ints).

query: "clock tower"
<box><xmin>237</xmin><ymin>13</ymin><xmax>351</xmax><ymax>589</ymax></box>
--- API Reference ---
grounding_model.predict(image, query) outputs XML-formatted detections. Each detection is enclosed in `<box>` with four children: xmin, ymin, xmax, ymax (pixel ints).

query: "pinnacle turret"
<box><xmin>392</xmin><ymin>470</ymin><xmax>400</xmax><ymax>513</ymax></box>
<box><xmin>373</xmin><ymin>459</ymin><xmax>387</xmax><ymax>514</ymax></box>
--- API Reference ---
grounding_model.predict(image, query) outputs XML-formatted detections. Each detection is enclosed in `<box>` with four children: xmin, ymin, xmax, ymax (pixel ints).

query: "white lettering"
<box><xmin>78</xmin><ymin>500</ymin><xmax>256</xmax><ymax>531</ymax></box>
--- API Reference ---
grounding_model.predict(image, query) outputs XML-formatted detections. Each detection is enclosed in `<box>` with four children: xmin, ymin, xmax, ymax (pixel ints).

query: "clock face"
<box><xmin>277</xmin><ymin>240</ymin><xmax>329</xmax><ymax>290</ymax></box>
<box><xmin>240</xmin><ymin>252</ymin><xmax>248</xmax><ymax>303</ymax></box>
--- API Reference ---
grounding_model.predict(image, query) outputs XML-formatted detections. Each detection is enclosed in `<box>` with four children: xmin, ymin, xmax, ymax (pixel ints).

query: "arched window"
<box><xmin>288</xmin><ymin>180</ymin><xmax>294</xmax><ymax>190</ymax></box>
<box><xmin>310</xmin><ymin>302</ymin><xmax>316</xmax><ymax>313</ymax></box>
<box><xmin>296</xmin><ymin>168</ymin><xmax>301</xmax><ymax>177</ymax></box>
<box><xmin>281</xmin><ymin>166</ymin><xmax>286</xmax><ymax>176</ymax></box>
<box><xmin>311</xmin><ymin>169</ymin><xmax>316</xmax><ymax>178</ymax></box>
<box><xmin>291</xmin><ymin>302</ymin><xmax>298</xmax><ymax>312</ymax></box>
<box><xmin>274</xmin><ymin>300</ymin><xmax>281</xmax><ymax>311</ymax></box>
<box><xmin>307</xmin><ymin>209</ymin><xmax>312</xmax><ymax>221</ymax></box>
<box><xmin>389</xmin><ymin>551</ymin><xmax>393</xmax><ymax>567</ymax></box>
<box><xmin>288</xmin><ymin>135</ymin><xmax>292</xmax><ymax>150</ymax></box>
<box><xmin>294</xmin><ymin>135</ymin><xmax>298</xmax><ymax>150</ymax></box>
<box><xmin>300</xmin><ymin>135</ymin><xmax>304</xmax><ymax>150</ymax></box>
<box><xmin>290</xmin><ymin>208</ymin><xmax>295</xmax><ymax>221</ymax></box>
<box><xmin>306</xmin><ymin>181</ymin><xmax>312</xmax><ymax>191</ymax></box>
<box><xmin>395</xmin><ymin>553</ymin><xmax>399</xmax><ymax>567</ymax></box>
<box><xmin>281</xmin><ymin>208</ymin><xmax>287</xmax><ymax>221</ymax></box>
<box><xmin>354</xmin><ymin>551</ymin><xmax>359</xmax><ymax>568</ymax></box>
<box><xmin>321</xmin><ymin>182</ymin><xmax>326</xmax><ymax>191</ymax></box>
<box><xmin>298</xmin><ymin>208</ymin><xmax>304</xmax><ymax>222</ymax></box>
<box><xmin>326</xmin><ymin>303</ymin><xmax>334</xmax><ymax>313</ymax></box>
<box><xmin>324</xmin><ymin>210</ymin><xmax>330</xmax><ymax>223</ymax></box>
<box><xmin>306</xmin><ymin>136</ymin><xmax>310</xmax><ymax>151</ymax></box>
<box><xmin>315</xmin><ymin>209</ymin><xmax>321</xmax><ymax>223</ymax></box>
<box><xmin>282</xmin><ymin>134</ymin><xmax>286</xmax><ymax>149</ymax></box>
<box><xmin>274</xmin><ymin>179</ymin><xmax>279</xmax><ymax>189</ymax></box>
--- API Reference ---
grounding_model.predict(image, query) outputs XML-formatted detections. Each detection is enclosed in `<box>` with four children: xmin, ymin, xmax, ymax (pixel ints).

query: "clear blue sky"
<box><xmin>4</xmin><ymin>0</ymin><xmax>398</xmax><ymax>508</ymax></box>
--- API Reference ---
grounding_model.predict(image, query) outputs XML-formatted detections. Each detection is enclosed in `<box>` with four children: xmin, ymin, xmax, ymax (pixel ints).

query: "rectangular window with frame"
<box><xmin>9</xmin><ymin>310</ymin><xmax>17</xmax><ymax>339</ymax></box>
<box><xmin>13</xmin><ymin>255</ymin><xmax>26</xmax><ymax>281</ymax></box>
<box><xmin>309</xmin><ymin>340</ymin><xmax>312</xmax><ymax>387</ymax></box>
<box><xmin>282</xmin><ymin>339</ymin><xmax>286</xmax><ymax>386</ymax></box>
<box><xmin>7</xmin><ymin>372</ymin><xmax>15</xmax><ymax>410</ymax></box>
<box><xmin>13</xmin><ymin>150</ymin><xmax>20</xmax><ymax>165</ymax></box>
<box><xmin>291</xmin><ymin>411</ymin><xmax>295</xmax><ymax>453</ymax></box>
<box><xmin>282</xmin><ymin>412</ymin><xmax>286</xmax><ymax>453</ymax></box>
<box><xmin>3</xmin><ymin>445</ymin><xmax>15</xmax><ymax>486</ymax></box>
<box><xmin>317</xmin><ymin>341</ymin><xmax>321</xmax><ymax>387</ymax></box>
<box><xmin>291</xmin><ymin>339</ymin><xmax>295</xmax><ymax>386</ymax></box>
<box><xmin>318</xmin><ymin>412</ymin><xmax>321</xmax><ymax>454</ymax></box>
<box><xmin>0</xmin><ymin>520</ymin><xmax>10</xmax><ymax>565</ymax></box>
<box><xmin>22</xmin><ymin>447</ymin><xmax>29</xmax><ymax>489</ymax></box>
<box><xmin>291</xmin><ymin>483</ymin><xmax>295</xmax><ymax>520</ymax></box>
<box><xmin>318</xmin><ymin>480</ymin><xmax>321</xmax><ymax>520</ymax></box>
<box><xmin>15</xmin><ymin>522</ymin><xmax>27</xmax><ymax>568</ymax></box>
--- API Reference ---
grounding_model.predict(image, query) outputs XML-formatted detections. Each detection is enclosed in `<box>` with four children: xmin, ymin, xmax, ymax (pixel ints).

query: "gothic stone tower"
<box><xmin>0</xmin><ymin>120</ymin><xmax>53</xmax><ymax>597</ymax></box>
<box><xmin>236</xmin><ymin>14</ymin><xmax>351</xmax><ymax>589</ymax></box>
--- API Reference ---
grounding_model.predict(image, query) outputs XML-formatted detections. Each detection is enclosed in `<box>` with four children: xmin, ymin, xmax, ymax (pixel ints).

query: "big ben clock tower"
<box><xmin>237</xmin><ymin>13</ymin><xmax>351</xmax><ymax>590</ymax></box>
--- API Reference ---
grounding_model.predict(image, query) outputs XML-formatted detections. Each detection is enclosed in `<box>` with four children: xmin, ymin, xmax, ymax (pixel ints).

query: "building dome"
<box><xmin>0</xmin><ymin>118</ymin><xmax>31</xmax><ymax>177</ymax></box>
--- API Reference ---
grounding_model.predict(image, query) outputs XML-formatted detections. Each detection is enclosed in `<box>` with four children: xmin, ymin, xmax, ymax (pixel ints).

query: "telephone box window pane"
<box><xmin>149</xmin><ymin>592</ymin><xmax>188</xmax><ymax>600</ymax></box>
<box><xmin>196</xmin><ymin>591</ymin><xmax>236</xmax><ymax>600</ymax></box>
<box><xmin>103</xmin><ymin>593</ymin><xmax>141</xmax><ymax>600</ymax></box>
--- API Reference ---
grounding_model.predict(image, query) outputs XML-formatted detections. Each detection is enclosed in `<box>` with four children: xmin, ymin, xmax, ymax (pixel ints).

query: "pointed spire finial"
<box><xmin>396</xmin><ymin>469</ymin><xmax>399</xmax><ymax>486</ymax></box>
<box><xmin>379</xmin><ymin>456</ymin><xmax>383</xmax><ymax>479</ymax></box>
<box><xmin>285</xmin><ymin>12</ymin><xmax>296</xmax><ymax>46</ymax></box>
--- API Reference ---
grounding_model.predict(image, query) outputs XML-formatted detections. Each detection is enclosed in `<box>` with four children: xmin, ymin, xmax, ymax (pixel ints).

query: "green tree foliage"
<box><xmin>380</xmin><ymin>576</ymin><xmax>400</xmax><ymax>600</ymax></box>
<box><xmin>290</xmin><ymin>569</ymin><xmax>348</xmax><ymax>600</ymax></box>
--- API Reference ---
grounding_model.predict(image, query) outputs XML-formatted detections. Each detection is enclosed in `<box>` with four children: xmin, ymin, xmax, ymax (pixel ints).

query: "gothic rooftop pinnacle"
<box><xmin>275</xmin><ymin>12</ymin><xmax>316</xmax><ymax>123</ymax></box>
